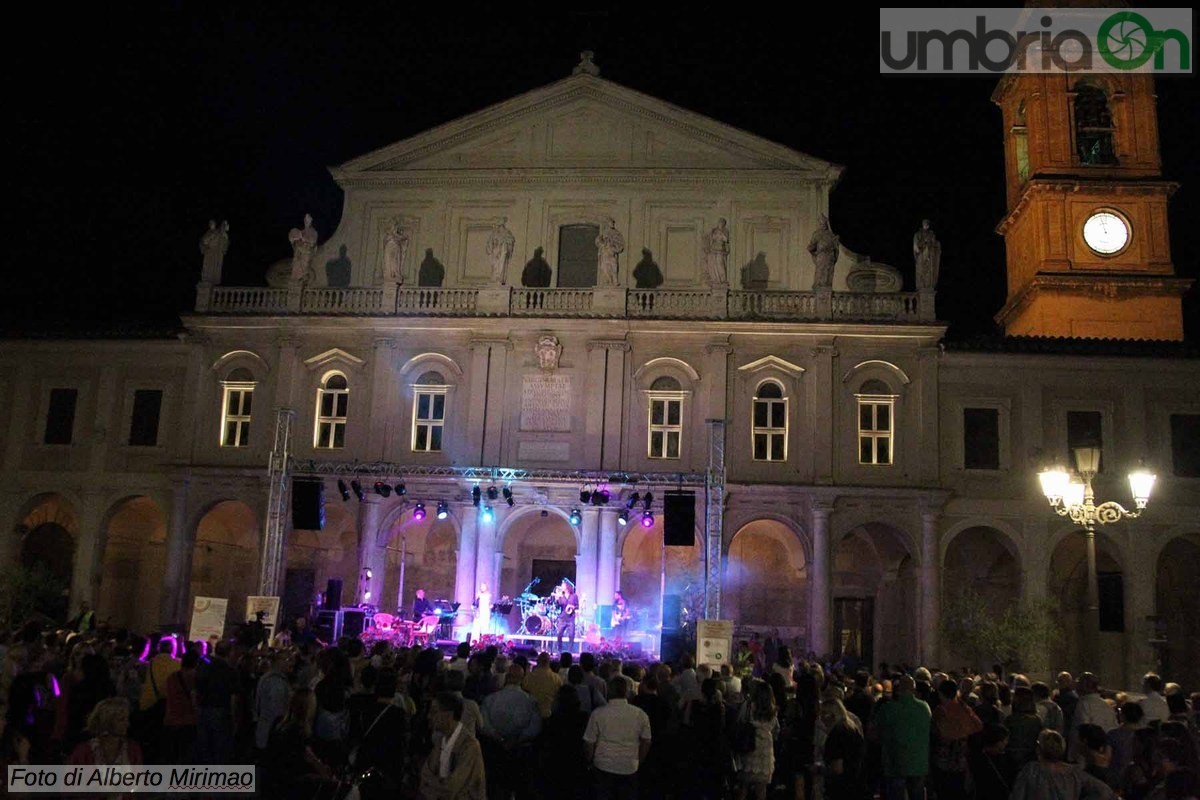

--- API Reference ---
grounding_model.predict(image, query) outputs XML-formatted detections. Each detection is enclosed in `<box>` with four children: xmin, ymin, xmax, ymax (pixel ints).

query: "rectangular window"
<box><xmin>315</xmin><ymin>388</ymin><xmax>348</xmax><ymax>449</ymax></box>
<box><xmin>857</xmin><ymin>398</ymin><xmax>893</xmax><ymax>466</ymax></box>
<box><xmin>129</xmin><ymin>389</ymin><xmax>163</xmax><ymax>447</ymax></box>
<box><xmin>44</xmin><ymin>388</ymin><xmax>78</xmax><ymax>445</ymax></box>
<box><xmin>412</xmin><ymin>389</ymin><xmax>446</xmax><ymax>452</ymax></box>
<box><xmin>1067</xmin><ymin>410</ymin><xmax>1104</xmax><ymax>471</ymax></box>
<box><xmin>221</xmin><ymin>385</ymin><xmax>253</xmax><ymax>448</ymax></box>
<box><xmin>1170</xmin><ymin>414</ymin><xmax>1200</xmax><ymax>478</ymax></box>
<box><xmin>752</xmin><ymin>397</ymin><xmax>787</xmax><ymax>461</ymax></box>
<box><xmin>648</xmin><ymin>396</ymin><xmax>682</xmax><ymax>459</ymax></box>
<box><xmin>963</xmin><ymin>407</ymin><xmax>1000</xmax><ymax>470</ymax></box>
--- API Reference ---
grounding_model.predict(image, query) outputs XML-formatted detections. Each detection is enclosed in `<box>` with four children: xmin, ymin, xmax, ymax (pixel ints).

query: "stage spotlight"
<box><xmin>436</xmin><ymin>501</ymin><xmax>449</xmax><ymax>520</ymax></box>
<box><xmin>374</xmin><ymin>481</ymin><xmax>392</xmax><ymax>498</ymax></box>
<box><xmin>580</xmin><ymin>488</ymin><xmax>591</xmax><ymax>504</ymax></box>
<box><xmin>625</xmin><ymin>493</ymin><xmax>640</xmax><ymax>509</ymax></box>
<box><xmin>592</xmin><ymin>489</ymin><xmax>610</xmax><ymax>505</ymax></box>
<box><xmin>502</xmin><ymin>487</ymin><xmax>514</xmax><ymax>507</ymax></box>
<box><xmin>487</xmin><ymin>485</ymin><xmax>499</xmax><ymax>501</ymax></box>
<box><xmin>351</xmin><ymin>480</ymin><xmax>365</xmax><ymax>502</ymax></box>
<box><xmin>413</xmin><ymin>502</ymin><xmax>426</xmax><ymax>520</ymax></box>
<box><xmin>364</xmin><ymin>568</ymin><xmax>373</xmax><ymax>580</ymax></box>
<box><xmin>337</xmin><ymin>480</ymin><xmax>351</xmax><ymax>502</ymax></box>
<box><xmin>617</xmin><ymin>509</ymin><xmax>629</xmax><ymax>526</ymax></box>
<box><xmin>569</xmin><ymin>508</ymin><xmax>582</xmax><ymax>525</ymax></box>
<box><xmin>472</xmin><ymin>486</ymin><xmax>481</xmax><ymax>507</ymax></box>
<box><xmin>482</xmin><ymin>505</ymin><xmax>495</xmax><ymax>522</ymax></box>
<box><xmin>641</xmin><ymin>510</ymin><xmax>655</xmax><ymax>528</ymax></box>
<box><xmin>395</xmin><ymin>482</ymin><xmax>407</xmax><ymax>496</ymax></box>
<box><xmin>643</xmin><ymin>492</ymin><xmax>654</xmax><ymax>510</ymax></box>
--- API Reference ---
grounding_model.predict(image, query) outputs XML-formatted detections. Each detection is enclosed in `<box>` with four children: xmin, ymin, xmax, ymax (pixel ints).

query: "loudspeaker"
<box><xmin>662</xmin><ymin>594</ymin><xmax>682</xmax><ymax>631</ymax></box>
<box><xmin>664</xmin><ymin>491</ymin><xmax>695</xmax><ymax>546</ymax></box>
<box><xmin>342</xmin><ymin>608</ymin><xmax>367</xmax><ymax>639</ymax></box>
<box><xmin>292</xmin><ymin>480</ymin><xmax>326</xmax><ymax>530</ymax></box>
<box><xmin>660</xmin><ymin>631</ymin><xmax>686</xmax><ymax>665</ymax></box>
<box><xmin>314</xmin><ymin>609</ymin><xmax>341</xmax><ymax>643</ymax></box>
<box><xmin>324</xmin><ymin>579</ymin><xmax>343</xmax><ymax>611</ymax></box>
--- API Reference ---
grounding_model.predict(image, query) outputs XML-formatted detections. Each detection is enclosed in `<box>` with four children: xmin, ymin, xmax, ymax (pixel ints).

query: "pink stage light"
<box><xmin>413</xmin><ymin>502</ymin><xmax>426</xmax><ymax>520</ymax></box>
<box><xmin>641</xmin><ymin>511</ymin><xmax>654</xmax><ymax>528</ymax></box>
<box><xmin>49</xmin><ymin>674</ymin><xmax>60</xmax><ymax>698</ymax></box>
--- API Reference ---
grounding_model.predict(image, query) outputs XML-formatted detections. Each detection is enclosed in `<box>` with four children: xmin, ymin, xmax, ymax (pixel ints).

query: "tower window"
<box><xmin>1074</xmin><ymin>84</ymin><xmax>1117</xmax><ymax>166</ymax></box>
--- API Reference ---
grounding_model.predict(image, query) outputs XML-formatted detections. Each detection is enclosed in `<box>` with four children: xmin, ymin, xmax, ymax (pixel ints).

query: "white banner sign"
<box><xmin>696</xmin><ymin>619</ymin><xmax>734</xmax><ymax>667</ymax></box>
<box><xmin>244</xmin><ymin>596</ymin><xmax>280</xmax><ymax>626</ymax></box>
<box><xmin>188</xmin><ymin>597</ymin><xmax>228</xmax><ymax>643</ymax></box>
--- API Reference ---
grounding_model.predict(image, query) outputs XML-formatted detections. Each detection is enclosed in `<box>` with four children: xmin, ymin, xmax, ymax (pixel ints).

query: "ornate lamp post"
<box><xmin>1038</xmin><ymin>446</ymin><xmax>1155</xmax><ymax>667</ymax></box>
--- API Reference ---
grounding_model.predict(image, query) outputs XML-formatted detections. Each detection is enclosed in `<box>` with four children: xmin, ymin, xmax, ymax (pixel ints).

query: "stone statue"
<box><xmin>535</xmin><ymin>335</ymin><xmax>562</xmax><ymax>371</ymax></box>
<box><xmin>288</xmin><ymin>213</ymin><xmax>319</xmax><ymax>284</ymax></box>
<box><xmin>199</xmin><ymin>219</ymin><xmax>229</xmax><ymax>284</ymax></box>
<box><xmin>913</xmin><ymin>218</ymin><xmax>942</xmax><ymax>290</ymax></box>
<box><xmin>702</xmin><ymin>219</ymin><xmax>730</xmax><ymax>287</ymax></box>
<box><xmin>807</xmin><ymin>214</ymin><xmax>839</xmax><ymax>290</ymax></box>
<box><xmin>383</xmin><ymin>221</ymin><xmax>411</xmax><ymax>285</ymax></box>
<box><xmin>486</xmin><ymin>217</ymin><xmax>516</xmax><ymax>285</ymax></box>
<box><xmin>573</xmin><ymin>51</ymin><xmax>600</xmax><ymax>77</ymax></box>
<box><xmin>595</xmin><ymin>218</ymin><xmax>625</xmax><ymax>287</ymax></box>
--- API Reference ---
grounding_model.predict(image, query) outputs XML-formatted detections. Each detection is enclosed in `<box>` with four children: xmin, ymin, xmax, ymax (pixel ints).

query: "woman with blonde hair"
<box><xmin>819</xmin><ymin>697</ymin><xmax>867</xmax><ymax>799</ymax></box>
<box><xmin>68</xmin><ymin>697</ymin><xmax>143</xmax><ymax>766</ymax></box>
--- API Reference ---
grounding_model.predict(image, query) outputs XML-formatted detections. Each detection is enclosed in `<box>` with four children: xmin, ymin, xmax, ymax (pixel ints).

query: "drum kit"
<box><xmin>515</xmin><ymin>591</ymin><xmax>559</xmax><ymax>635</ymax></box>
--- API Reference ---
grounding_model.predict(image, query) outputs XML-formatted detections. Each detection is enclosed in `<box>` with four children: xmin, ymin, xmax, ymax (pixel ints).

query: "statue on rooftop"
<box><xmin>703</xmin><ymin>219</ymin><xmax>731</xmax><ymax>288</ymax></box>
<box><xmin>595</xmin><ymin>217</ymin><xmax>625</xmax><ymax>287</ymax></box>
<box><xmin>288</xmin><ymin>213</ymin><xmax>319</xmax><ymax>284</ymax></box>
<box><xmin>199</xmin><ymin>219</ymin><xmax>229</xmax><ymax>284</ymax></box>
<box><xmin>913</xmin><ymin>218</ymin><xmax>942</xmax><ymax>290</ymax></box>
<box><xmin>807</xmin><ymin>214</ymin><xmax>839</xmax><ymax>290</ymax></box>
<box><xmin>486</xmin><ymin>217</ymin><xmax>516</xmax><ymax>285</ymax></box>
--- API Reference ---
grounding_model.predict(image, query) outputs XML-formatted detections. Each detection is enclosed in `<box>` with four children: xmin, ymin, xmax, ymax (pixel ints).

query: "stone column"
<box><xmin>597</xmin><ymin>510</ymin><xmax>618</xmax><ymax>608</ymax></box>
<box><xmin>355</xmin><ymin>496</ymin><xmax>388</xmax><ymax>604</ymax></box>
<box><xmin>577</xmin><ymin>508</ymin><xmax>600</xmax><ymax>623</ymax></box>
<box><xmin>69</xmin><ymin>491</ymin><xmax>108</xmax><ymax>617</ymax></box>
<box><xmin>450</xmin><ymin>511</ymin><xmax>478</xmax><ymax>631</ymax></box>
<box><xmin>920</xmin><ymin>506</ymin><xmax>942</xmax><ymax>666</ymax></box>
<box><xmin>474</xmin><ymin>508</ymin><xmax>498</xmax><ymax>599</ymax></box>
<box><xmin>160</xmin><ymin>480</ymin><xmax>194</xmax><ymax>628</ymax></box>
<box><xmin>809</xmin><ymin>502</ymin><xmax>833</xmax><ymax>656</ymax></box>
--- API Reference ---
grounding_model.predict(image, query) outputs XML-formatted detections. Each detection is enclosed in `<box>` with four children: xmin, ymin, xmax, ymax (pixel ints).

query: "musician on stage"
<box><xmin>412</xmin><ymin>588</ymin><xmax>434</xmax><ymax>620</ymax></box>
<box><xmin>612</xmin><ymin>590</ymin><xmax>631</xmax><ymax>639</ymax></box>
<box><xmin>554</xmin><ymin>579</ymin><xmax>579</xmax><ymax>653</ymax></box>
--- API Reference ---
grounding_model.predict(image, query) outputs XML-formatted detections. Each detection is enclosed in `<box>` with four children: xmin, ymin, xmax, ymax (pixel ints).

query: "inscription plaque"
<box><xmin>520</xmin><ymin>374</ymin><xmax>573</xmax><ymax>432</ymax></box>
<box><xmin>518</xmin><ymin>441</ymin><xmax>571</xmax><ymax>462</ymax></box>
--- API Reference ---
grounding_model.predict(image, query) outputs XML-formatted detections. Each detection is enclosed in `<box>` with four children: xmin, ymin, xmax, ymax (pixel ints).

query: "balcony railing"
<box><xmin>201</xmin><ymin>285</ymin><xmax>932</xmax><ymax>322</ymax></box>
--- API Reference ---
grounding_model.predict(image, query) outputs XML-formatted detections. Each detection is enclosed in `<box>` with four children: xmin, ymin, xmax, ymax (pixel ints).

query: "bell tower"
<box><xmin>992</xmin><ymin>71</ymin><xmax>1189</xmax><ymax>340</ymax></box>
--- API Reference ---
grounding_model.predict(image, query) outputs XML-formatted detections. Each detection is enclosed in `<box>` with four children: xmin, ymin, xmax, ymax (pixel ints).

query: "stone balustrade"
<box><xmin>202</xmin><ymin>285</ymin><xmax>932</xmax><ymax>322</ymax></box>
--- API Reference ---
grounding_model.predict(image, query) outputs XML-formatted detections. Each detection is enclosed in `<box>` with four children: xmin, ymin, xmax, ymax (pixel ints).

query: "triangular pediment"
<box><xmin>303</xmin><ymin>348</ymin><xmax>366</xmax><ymax>371</ymax></box>
<box><xmin>737</xmin><ymin>355</ymin><xmax>805</xmax><ymax>377</ymax></box>
<box><xmin>334</xmin><ymin>75</ymin><xmax>841</xmax><ymax>177</ymax></box>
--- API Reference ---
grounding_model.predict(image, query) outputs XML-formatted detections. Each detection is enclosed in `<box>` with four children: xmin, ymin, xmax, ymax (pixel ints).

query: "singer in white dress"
<box><xmin>471</xmin><ymin>583</ymin><xmax>492</xmax><ymax>641</ymax></box>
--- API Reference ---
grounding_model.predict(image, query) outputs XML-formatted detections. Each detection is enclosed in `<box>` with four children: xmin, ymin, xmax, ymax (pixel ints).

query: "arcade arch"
<box><xmin>190</xmin><ymin>501</ymin><xmax>258</xmax><ymax>637</ymax></box>
<box><xmin>97</xmin><ymin>496</ymin><xmax>167</xmax><ymax>632</ymax></box>
<box><xmin>833</xmin><ymin>522</ymin><xmax>918</xmax><ymax>667</ymax></box>
<box><xmin>725</xmin><ymin>519</ymin><xmax>808</xmax><ymax>632</ymax></box>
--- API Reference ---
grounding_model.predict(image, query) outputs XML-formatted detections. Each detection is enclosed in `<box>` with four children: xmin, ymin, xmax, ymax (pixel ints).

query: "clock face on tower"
<box><xmin>1082</xmin><ymin>211</ymin><xmax>1130</xmax><ymax>256</ymax></box>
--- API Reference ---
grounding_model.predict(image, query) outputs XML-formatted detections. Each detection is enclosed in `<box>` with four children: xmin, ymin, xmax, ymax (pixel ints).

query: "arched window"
<box><xmin>1014</xmin><ymin>99</ymin><xmax>1030</xmax><ymax>185</ymax></box>
<box><xmin>314</xmin><ymin>373</ymin><xmax>348</xmax><ymax>449</ymax></box>
<box><xmin>752</xmin><ymin>381</ymin><xmax>788</xmax><ymax>462</ymax></box>
<box><xmin>856</xmin><ymin>379</ymin><xmax>894</xmax><ymax>466</ymax></box>
<box><xmin>1074</xmin><ymin>83</ymin><xmax>1116</xmax><ymax>166</ymax></box>
<box><xmin>220</xmin><ymin>367</ymin><xmax>255</xmax><ymax>448</ymax></box>
<box><xmin>412</xmin><ymin>371</ymin><xmax>447</xmax><ymax>453</ymax></box>
<box><xmin>648</xmin><ymin>376</ymin><xmax>683</xmax><ymax>459</ymax></box>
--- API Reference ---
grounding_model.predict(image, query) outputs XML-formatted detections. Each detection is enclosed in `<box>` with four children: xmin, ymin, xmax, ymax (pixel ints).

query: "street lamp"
<box><xmin>1038</xmin><ymin>446</ymin><xmax>1155</xmax><ymax>667</ymax></box>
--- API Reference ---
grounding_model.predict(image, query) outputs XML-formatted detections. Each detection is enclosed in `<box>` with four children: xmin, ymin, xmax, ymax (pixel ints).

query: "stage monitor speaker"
<box><xmin>342</xmin><ymin>608</ymin><xmax>367</xmax><ymax>639</ymax></box>
<box><xmin>292</xmin><ymin>480</ymin><xmax>326</xmax><ymax>531</ymax></box>
<box><xmin>324</xmin><ymin>579</ymin><xmax>343</xmax><ymax>611</ymax></box>
<box><xmin>664</xmin><ymin>491</ymin><xmax>695</xmax><ymax>546</ymax></box>
<box><xmin>314</xmin><ymin>609</ymin><xmax>341</xmax><ymax>643</ymax></box>
<box><xmin>662</xmin><ymin>593</ymin><xmax>682</xmax><ymax>631</ymax></box>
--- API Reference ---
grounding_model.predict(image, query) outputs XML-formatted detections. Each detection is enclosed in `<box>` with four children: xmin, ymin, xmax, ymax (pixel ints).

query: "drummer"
<box><xmin>412</xmin><ymin>588</ymin><xmax>433</xmax><ymax>620</ymax></box>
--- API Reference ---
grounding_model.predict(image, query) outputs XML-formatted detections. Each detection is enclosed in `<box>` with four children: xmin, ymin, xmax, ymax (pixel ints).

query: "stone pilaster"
<box><xmin>809</xmin><ymin>501</ymin><xmax>834</xmax><ymax>656</ymax></box>
<box><xmin>597</xmin><ymin>509</ymin><xmax>618</xmax><ymax>607</ymax></box>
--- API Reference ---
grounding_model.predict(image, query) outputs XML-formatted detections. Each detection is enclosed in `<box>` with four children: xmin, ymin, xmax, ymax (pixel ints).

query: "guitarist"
<box><xmin>555</xmin><ymin>579</ymin><xmax>579</xmax><ymax>653</ymax></box>
<box><xmin>611</xmin><ymin>591</ymin><xmax>631</xmax><ymax>639</ymax></box>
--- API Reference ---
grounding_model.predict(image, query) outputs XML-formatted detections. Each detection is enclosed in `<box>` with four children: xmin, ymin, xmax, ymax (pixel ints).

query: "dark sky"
<box><xmin>8</xmin><ymin>7</ymin><xmax>1199</xmax><ymax>339</ymax></box>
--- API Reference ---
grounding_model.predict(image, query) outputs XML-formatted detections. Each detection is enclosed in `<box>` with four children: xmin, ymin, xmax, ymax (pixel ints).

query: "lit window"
<box><xmin>220</xmin><ymin>368</ymin><xmax>255</xmax><ymax>448</ymax></box>
<box><xmin>314</xmin><ymin>373</ymin><xmax>348</xmax><ymax>449</ymax></box>
<box><xmin>412</xmin><ymin>371</ymin><xmax>447</xmax><ymax>453</ymax></box>
<box><xmin>1074</xmin><ymin>83</ymin><xmax>1116</xmax><ymax>166</ymax></box>
<box><xmin>752</xmin><ymin>381</ymin><xmax>787</xmax><ymax>462</ymax></box>
<box><xmin>856</xmin><ymin>379</ymin><xmax>894</xmax><ymax>466</ymax></box>
<box><xmin>648</xmin><ymin>376</ymin><xmax>683</xmax><ymax>460</ymax></box>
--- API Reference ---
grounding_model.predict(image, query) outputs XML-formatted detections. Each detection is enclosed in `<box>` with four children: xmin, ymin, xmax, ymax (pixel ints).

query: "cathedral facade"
<box><xmin>2</xmin><ymin>59</ymin><xmax>1197</xmax><ymax>688</ymax></box>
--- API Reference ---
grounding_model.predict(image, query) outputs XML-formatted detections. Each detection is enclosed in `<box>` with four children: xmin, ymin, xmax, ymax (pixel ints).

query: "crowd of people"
<box><xmin>1</xmin><ymin>614</ymin><xmax>1198</xmax><ymax>800</ymax></box>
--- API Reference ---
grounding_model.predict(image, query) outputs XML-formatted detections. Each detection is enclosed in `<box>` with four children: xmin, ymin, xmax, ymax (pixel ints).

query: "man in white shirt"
<box><xmin>584</xmin><ymin>675</ymin><xmax>652</xmax><ymax>800</ymax></box>
<box><xmin>1071</xmin><ymin>672</ymin><xmax>1117</xmax><ymax>761</ymax></box>
<box><xmin>1138</xmin><ymin>672</ymin><xmax>1169</xmax><ymax>725</ymax></box>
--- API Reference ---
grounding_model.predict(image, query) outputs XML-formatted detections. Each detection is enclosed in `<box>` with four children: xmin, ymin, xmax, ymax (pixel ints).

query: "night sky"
<box><xmin>8</xmin><ymin>7</ymin><xmax>1199</xmax><ymax>339</ymax></box>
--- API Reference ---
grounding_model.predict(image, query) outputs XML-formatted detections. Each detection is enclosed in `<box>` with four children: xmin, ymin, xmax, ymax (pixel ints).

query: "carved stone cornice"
<box><xmin>996</xmin><ymin>179</ymin><xmax>1179</xmax><ymax>234</ymax></box>
<box><xmin>335</xmin><ymin>170</ymin><xmax>823</xmax><ymax>190</ymax></box>
<box><xmin>704</xmin><ymin>339</ymin><xmax>733</xmax><ymax>356</ymax></box>
<box><xmin>994</xmin><ymin>274</ymin><xmax>1193</xmax><ymax>326</ymax></box>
